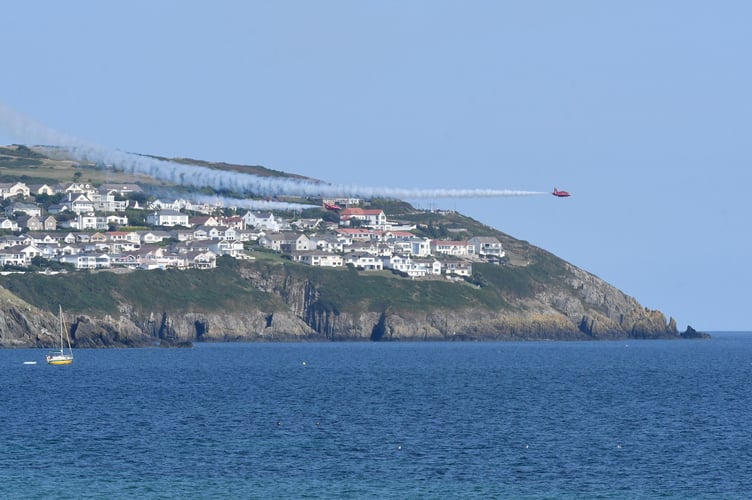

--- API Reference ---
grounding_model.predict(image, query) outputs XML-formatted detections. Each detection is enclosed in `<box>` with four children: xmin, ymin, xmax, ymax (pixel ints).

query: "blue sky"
<box><xmin>1</xmin><ymin>1</ymin><xmax>750</xmax><ymax>331</ymax></box>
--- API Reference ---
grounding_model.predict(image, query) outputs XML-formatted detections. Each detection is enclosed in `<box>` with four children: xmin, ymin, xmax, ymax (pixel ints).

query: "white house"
<box><xmin>344</xmin><ymin>252</ymin><xmax>383</xmax><ymax>271</ymax></box>
<box><xmin>67</xmin><ymin>193</ymin><xmax>95</xmax><ymax>214</ymax></box>
<box><xmin>243</xmin><ymin>211</ymin><xmax>281</xmax><ymax>232</ymax></box>
<box><xmin>0</xmin><ymin>182</ymin><xmax>31</xmax><ymax>200</ymax></box>
<box><xmin>382</xmin><ymin>254</ymin><xmax>440</xmax><ymax>278</ymax></box>
<box><xmin>0</xmin><ymin>218</ymin><xmax>20</xmax><ymax>232</ymax></box>
<box><xmin>146</xmin><ymin>209</ymin><xmax>189</xmax><ymax>227</ymax></box>
<box><xmin>259</xmin><ymin>232</ymin><xmax>310</xmax><ymax>253</ymax></box>
<box><xmin>468</xmin><ymin>236</ymin><xmax>505</xmax><ymax>258</ymax></box>
<box><xmin>431</xmin><ymin>240</ymin><xmax>474</xmax><ymax>258</ymax></box>
<box><xmin>293</xmin><ymin>250</ymin><xmax>344</xmax><ymax>267</ymax></box>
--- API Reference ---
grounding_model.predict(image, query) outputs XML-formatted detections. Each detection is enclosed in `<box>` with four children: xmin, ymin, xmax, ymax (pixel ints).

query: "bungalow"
<box><xmin>336</xmin><ymin>228</ymin><xmax>376</xmax><ymax>242</ymax></box>
<box><xmin>291</xmin><ymin>218</ymin><xmax>322</xmax><ymax>231</ymax></box>
<box><xmin>293</xmin><ymin>250</ymin><xmax>344</xmax><ymax>267</ymax></box>
<box><xmin>111</xmin><ymin>240</ymin><xmax>141</xmax><ymax>252</ymax></box>
<box><xmin>90</xmin><ymin>232</ymin><xmax>109</xmax><ymax>244</ymax></box>
<box><xmin>25</xmin><ymin>232</ymin><xmax>60</xmax><ymax>247</ymax></box>
<box><xmin>106</xmin><ymin>231</ymin><xmax>130</xmax><ymax>243</ymax></box>
<box><xmin>105</xmin><ymin>214</ymin><xmax>128</xmax><ymax>227</ymax></box>
<box><xmin>99</xmin><ymin>183</ymin><xmax>143</xmax><ymax>196</ymax></box>
<box><xmin>47</xmin><ymin>203</ymin><xmax>69</xmax><ymax>215</ymax></box>
<box><xmin>5</xmin><ymin>202</ymin><xmax>42</xmax><ymax>217</ymax></box>
<box><xmin>431</xmin><ymin>240</ymin><xmax>474</xmax><ymax>258</ymax></box>
<box><xmin>345</xmin><ymin>241</ymin><xmax>380</xmax><ymax>255</ymax></box>
<box><xmin>140</xmin><ymin>231</ymin><xmax>172</xmax><ymax>244</ymax></box>
<box><xmin>59</xmin><ymin>253</ymin><xmax>110</xmax><ymax>270</ymax></box>
<box><xmin>171</xmin><ymin>240</ymin><xmax>213</xmax><ymax>254</ymax></box>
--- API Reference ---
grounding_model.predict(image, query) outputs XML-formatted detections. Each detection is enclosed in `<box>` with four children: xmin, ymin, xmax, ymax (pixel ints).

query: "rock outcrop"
<box><xmin>0</xmin><ymin>247</ymin><xmax>706</xmax><ymax>347</ymax></box>
<box><xmin>0</xmin><ymin>259</ymin><xmax>703</xmax><ymax>348</ymax></box>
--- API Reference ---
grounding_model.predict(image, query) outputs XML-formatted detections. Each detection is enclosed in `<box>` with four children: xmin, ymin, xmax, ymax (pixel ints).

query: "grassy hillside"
<box><xmin>1</xmin><ymin>258</ymin><xmax>284</xmax><ymax>316</ymax></box>
<box><xmin>1</xmin><ymin>249</ymin><xmax>575</xmax><ymax>320</ymax></box>
<box><xmin>0</xmin><ymin>144</ymin><xmax>313</xmax><ymax>189</ymax></box>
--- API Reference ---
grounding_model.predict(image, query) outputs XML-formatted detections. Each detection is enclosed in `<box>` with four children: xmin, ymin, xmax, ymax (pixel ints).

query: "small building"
<box><xmin>146</xmin><ymin>209</ymin><xmax>190</xmax><ymax>227</ymax></box>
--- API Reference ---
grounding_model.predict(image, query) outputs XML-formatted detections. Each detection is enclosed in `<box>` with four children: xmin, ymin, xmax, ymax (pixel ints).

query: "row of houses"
<box><xmin>258</xmin><ymin>230</ymin><xmax>504</xmax><ymax>278</ymax></box>
<box><xmin>292</xmin><ymin>251</ymin><xmax>473</xmax><ymax>278</ymax></box>
<box><xmin>260</xmin><ymin>230</ymin><xmax>504</xmax><ymax>259</ymax></box>
<box><xmin>1</xmin><ymin>180</ymin><xmax>505</xmax><ymax>278</ymax></box>
<box><xmin>0</xmin><ymin>243</ymin><xmax>219</xmax><ymax>271</ymax></box>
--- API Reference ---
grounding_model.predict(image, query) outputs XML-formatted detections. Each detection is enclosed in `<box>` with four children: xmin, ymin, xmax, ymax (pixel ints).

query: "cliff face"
<box><xmin>0</xmin><ymin>257</ymin><xmax>698</xmax><ymax>348</ymax></box>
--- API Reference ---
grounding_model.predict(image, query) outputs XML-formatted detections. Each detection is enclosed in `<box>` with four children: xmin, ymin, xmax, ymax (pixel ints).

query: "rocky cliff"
<box><xmin>0</xmin><ymin>255</ymin><xmax>705</xmax><ymax>348</ymax></box>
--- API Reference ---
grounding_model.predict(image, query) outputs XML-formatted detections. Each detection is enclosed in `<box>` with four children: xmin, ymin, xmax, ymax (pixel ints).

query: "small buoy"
<box><xmin>301</xmin><ymin>361</ymin><xmax>307</xmax><ymax>366</ymax></box>
<box><xmin>397</xmin><ymin>445</ymin><xmax>402</xmax><ymax>451</ymax></box>
<box><xmin>524</xmin><ymin>444</ymin><xmax>529</xmax><ymax>449</ymax></box>
<box><xmin>617</xmin><ymin>444</ymin><xmax>622</xmax><ymax>449</ymax></box>
<box><xmin>276</xmin><ymin>421</ymin><xmax>281</xmax><ymax>426</ymax></box>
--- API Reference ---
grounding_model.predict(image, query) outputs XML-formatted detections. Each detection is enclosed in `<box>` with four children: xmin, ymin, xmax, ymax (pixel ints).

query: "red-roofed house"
<box><xmin>339</xmin><ymin>208</ymin><xmax>387</xmax><ymax>228</ymax></box>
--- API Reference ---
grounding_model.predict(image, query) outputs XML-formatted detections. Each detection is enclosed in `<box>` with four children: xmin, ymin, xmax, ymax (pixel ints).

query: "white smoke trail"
<box><xmin>0</xmin><ymin>102</ymin><xmax>547</xmax><ymax>200</ymax></box>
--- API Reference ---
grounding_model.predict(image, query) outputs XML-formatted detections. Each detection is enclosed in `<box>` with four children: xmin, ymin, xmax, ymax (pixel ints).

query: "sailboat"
<box><xmin>46</xmin><ymin>305</ymin><xmax>73</xmax><ymax>365</ymax></box>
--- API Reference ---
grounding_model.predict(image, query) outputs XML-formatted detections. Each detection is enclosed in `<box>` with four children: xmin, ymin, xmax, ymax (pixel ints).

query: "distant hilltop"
<box><xmin>0</xmin><ymin>144</ymin><xmax>706</xmax><ymax>346</ymax></box>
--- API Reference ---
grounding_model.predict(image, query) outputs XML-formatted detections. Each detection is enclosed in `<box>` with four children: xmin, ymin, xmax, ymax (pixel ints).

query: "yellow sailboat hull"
<box><xmin>47</xmin><ymin>359</ymin><xmax>73</xmax><ymax>365</ymax></box>
<box><xmin>46</xmin><ymin>355</ymin><xmax>73</xmax><ymax>365</ymax></box>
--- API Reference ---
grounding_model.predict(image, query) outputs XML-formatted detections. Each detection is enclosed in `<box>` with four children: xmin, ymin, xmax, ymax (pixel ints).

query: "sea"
<box><xmin>1</xmin><ymin>333</ymin><xmax>751</xmax><ymax>499</ymax></box>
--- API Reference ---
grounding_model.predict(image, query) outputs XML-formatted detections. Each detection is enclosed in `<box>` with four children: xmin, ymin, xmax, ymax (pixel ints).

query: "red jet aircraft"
<box><xmin>552</xmin><ymin>188</ymin><xmax>571</xmax><ymax>198</ymax></box>
<box><xmin>323</xmin><ymin>201</ymin><xmax>342</xmax><ymax>211</ymax></box>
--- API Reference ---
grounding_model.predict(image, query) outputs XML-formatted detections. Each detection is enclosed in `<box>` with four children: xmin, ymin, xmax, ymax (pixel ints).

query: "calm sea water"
<box><xmin>1</xmin><ymin>333</ymin><xmax>751</xmax><ymax>499</ymax></box>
